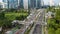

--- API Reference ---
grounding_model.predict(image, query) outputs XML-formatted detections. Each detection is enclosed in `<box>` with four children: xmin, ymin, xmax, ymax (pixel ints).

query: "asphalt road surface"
<box><xmin>33</xmin><ymin>24</ymin><xmax>42</xmax><ymax>34</ymax></box>
<box><xmin>32</xmin><ymin>9</ymin><xmax>45</xmax><ymax>34</ymax></box>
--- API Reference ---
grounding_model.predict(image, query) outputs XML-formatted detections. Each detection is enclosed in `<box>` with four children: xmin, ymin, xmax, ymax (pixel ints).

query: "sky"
<box><xmin>0</xmin><ymin>0</ymin><xmax>60</xmax><ymax>5</ymax></box>
<box><xmin>43</xmin><ymin>0</ymin><xmax>60</xmax><ymax>5</ymax></box>
<box><xmin>0</xmin><ymin>0</ymin><xmax>2</xmax><ymax>2</ymax></box>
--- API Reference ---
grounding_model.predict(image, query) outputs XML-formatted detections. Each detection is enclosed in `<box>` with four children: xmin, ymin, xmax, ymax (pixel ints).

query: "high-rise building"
<box><xmin>28</xmin><ymin>0</ymin><xmax>31</xmax><ymax>9</ymax></box>
<box><xmin>7</xmin><ymin>0</ymin><xmax>18</xmax><ymax>9</ymax></box>
<box><xmin>1</xmin><ymin>0</ymin><xmax>43</xmax><ymax>9</ymax></box>
<box><xmin>17</xmin><ymin>0</ymin><xmax>20</xmax><ymax>8</ymax></box>
<box><xmin>13</xmin><ymin>0</ymin><xmax>18</xmax><ymax>8</ymax></box>
<box><xmin>0</xmin><ymin>0</ymin><xmax>8</xmax><ymax>8</ymax></box>
<box><xmin>0</xmin><ymin>2</ymin><xmax>3</xmax><ymax>8</ymax></box>
<box><xmin>0</xmin><ymin>0</ymin><xmax>19</xmax><ymax>9</ymax></box>
<box><xmin>41</xmin><ymin>0</ymin><xmax>44</xmax><ymax>6</ymax></box>
<box><xmin>30</xmin><ymin>0</ymin><xmax>35</xmax><ymax>9</ymax></box>
<box><xmin>3</xmin><ymin>0</ymin><xmax>7</xmax><ymax>3</ymax></box>
<box><xmin>29</xmin><ymin>0</ymin><xmax>42</xmax><ymax>9</ymax></box>
<box><xmin>34</xmin><ymin>0</ymin><xmax>36</xmax><ymax>8</ymax></box>
<box><xmin>36</xmin><ymin>0</ymin><xmax>40</xmax><ymax>8</ymax></box>
<box><xmin>7</xmin><ymin>0</ymin><xmax>24</xmax><ymax>9</ymax></box>
<box><xmin>19</xmin><ymin>0</ymin><xmax>24</xmax><ymax>9</ymax></box>
<box><xmin>23</xmin><ymin>0</ymin><xmax>28</xmax><ymax>9</ymax></box>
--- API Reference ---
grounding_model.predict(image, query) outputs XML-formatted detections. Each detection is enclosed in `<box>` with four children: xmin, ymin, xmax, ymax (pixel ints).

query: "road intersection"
<box><xmin>14</xmin><ymin>9</ymin><xmax>46</xmax><ymax>34</ymax></box>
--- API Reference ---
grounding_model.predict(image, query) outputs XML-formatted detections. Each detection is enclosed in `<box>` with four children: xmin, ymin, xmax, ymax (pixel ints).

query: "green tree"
<box><xmin>0</xmin><ymin>12</ymin><xmax>5</xmax><ymax>20</ymax></box>
<box><xmin>48</xmin><ymin>28</ymin><xmax>55</xmax><ymax>34</ymax></box>
<box><xmin>56</xmin><ymin>28</ymin><xmax>60</xmax><ymax>34</ymax></box>
<box><xmin>2</xmin><ymin>19</ymin><xmax>12</xmax><ymax>28</ymax></box>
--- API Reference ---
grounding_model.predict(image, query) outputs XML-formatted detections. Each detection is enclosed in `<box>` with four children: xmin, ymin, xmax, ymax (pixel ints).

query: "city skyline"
<box><xmin>0</xmin><ymin>0</ymin><xmax>43</xmax><ymax>9</ymax></box>
<box><xmin>0</xmin><ymin>0</ymin><xmax>60</xmax><ymax>5</ymax></box>
<box><xmin>0</xmin><ymin>0</ymin><xmax>60</xmax><ymax>9</ymax></box>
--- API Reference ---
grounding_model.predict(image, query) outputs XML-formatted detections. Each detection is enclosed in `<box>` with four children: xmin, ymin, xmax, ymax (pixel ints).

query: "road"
<box><xmin>14</xmin><ymin>9</ymin><xmax>41</xmax><ymax>34</ymax></box>
<box><xmin>33</xmin><ymin>24</ymin><xmax>42</xmax><ymax>34</ymax></box>
<box><xmin>32</xmin><ymin>9</ymin><xmax>45</xmax><ymax>34</ymax></box>
<box><xmin>14</xmin><ymin>9</ymin><xmax>45</xmax><ymax>34</ymax></box>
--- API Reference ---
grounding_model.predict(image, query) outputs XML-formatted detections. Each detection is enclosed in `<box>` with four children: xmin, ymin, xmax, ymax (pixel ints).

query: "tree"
<box><xmin>56</xmin><ymin>28</ymin><xmax>60</xmax><ymax>34</ymax></box>
<box><xmin>2</xmin><ymin>19</ymin><xmax>12</xmax><ymax>28</ymax></box>
<box><xmin>0</xmin><ymin>12</ymin><xmax>5</xmax><ymax>20</ymax></box>
<box><xmin>48</xmin><ymin>28</ymin><xmax>55</xmax><ymax>34</ymax></box>
<box><xmin>56</xmin><ymin>11</ymin><xmax>60</xmax><ymax>20</ymax></box>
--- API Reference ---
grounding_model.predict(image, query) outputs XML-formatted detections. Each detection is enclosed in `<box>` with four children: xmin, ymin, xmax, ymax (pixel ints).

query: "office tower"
<box><xmin>2</xmin><ymin>0</ymin><xmax>8</xmax><ymax>8</ymax></box>
<box><xmin>34</xmin><ymin>0</ymin><xmax>36</xmax><ymax>8</ymax></box>
<box><xmin>0</xmin><ymin>0</ymin><xmax>2</xmax><ymax>8</ymax></box>
<box><xmin>3</xmin><ymin>0</ymin><xmax>7</xmax><ymax>3</ymax></box>
<box><xmin>30</xmin><ymin>0</ymin><xmax>36</xmax><ymax>9</ymax></box>
<box><xmin>23</xmin><ymin>0</ymin><xmax>28</xmax><ymax>9</ymax></box>
<box><xmin>36</xmin><ymin>0</ymin><xmax>41</xmax><ymax>8</ymax></box>
<box><xmin>30</xmin><ymin>0</ymin><xmax>42</xmax><ymax>9</ymax></box>
<box><xmin>30</xmin><ymin>0</ymin><xmax>35</xmax><ymax>9</ymax></box>
<box><xmin>28</xmin><ymin>0</ymin><xmax>31</xmax><ymax>9</ymax></box>
<box><xmin>19</xmin><ymin>0</ymin><xmax>24</xmax><ymax>9</ymax></box>
<box><xmin>28</xmin><ymin>0</ymin><xmax>36</xmax><ymax>9</ymax></box>
<box><xmin>7</xmin><ymin>0</ymin><xmax>13</xmax><ymax>8</ymax></box>
<box><xmin>0</xmin><ymin>2</ymin><xmax>2</xmax><ymax>8</ymax></box>
<box><xmin>1</xmin><ymin>0</ymin><xmax>43</xmax><ymax>9</ymax></box>
<box><xmin>7</xmin><ymin>0</ymin><xmax>24</xmax><ymax>9</ymax></box>
<box><xmin>41</xmin><ymin>0</ymin><xmax>44</xmax><ymax>6</ymax></box>
<box><xmin>13</xmin><ymin>0</ymin><xmax>18</xmax><ymax>8</ymax></box>
<box><xmin>18</xmin><ymin>0</ymin><xmax>20</xmax><ymax>7</ymax></box>
<box><xmin>7</xmin><ymin>0</ymin><xmax>18</xmax><ymax>9</ymax></box>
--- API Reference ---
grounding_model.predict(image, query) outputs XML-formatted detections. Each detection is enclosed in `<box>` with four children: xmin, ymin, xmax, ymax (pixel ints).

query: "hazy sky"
<box><xmin>0</xmin><ymin>0</ymin><xmax>60</xmax><ymax>5</ymax></box>
<box><xmin>43</xmin><ymin>0</ymin><xmax>60</xmax><ymax>5</ymax></box>
<box><xmin>0</xmin><ymin>0</ymin><xmax>2</xmax><ymax>2</ymax></box>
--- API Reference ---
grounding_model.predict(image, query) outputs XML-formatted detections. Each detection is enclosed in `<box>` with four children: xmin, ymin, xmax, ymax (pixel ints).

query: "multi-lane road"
<box><xmin>14</xmin><ymin>9</ymin><xmax>41</xmax><ymax>34</ymax></box>
<box><xmin>33</xmin><ymin>24</ymin><xmax>42</xmax><ymax>34</ymax></box>
<box><xmin>31</xmin><ymin>9</ymin><xmax>45</xmax><ymax>34</ymax></box>
<box><xmin>14</xmin><ymin>9</ymin><xmax>45</xmax><ymax>34</ymax></box>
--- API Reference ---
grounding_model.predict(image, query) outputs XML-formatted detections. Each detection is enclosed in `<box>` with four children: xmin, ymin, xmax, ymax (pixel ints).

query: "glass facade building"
<box><xmin>0</xmin><ymin>4</ymin><xmax>3</xmax><ymax>8</ymax></box>
<box><xmin>29</xmin><ymin>0</ymin><xmax>42</xmax><ymax>9</ymax></box>
<box><xmin>2</xmin><ymin>0</ymin><xmax>42</xmax><ymax>9</ymax></box>
<box><xmin>36</xmin><ymin>0</ymin><xmax>41</xmax><ymax>8</ymax></box>
<box><xmin>28</xmin><ymin>0</ymin><xmax>30</xmax><ymax>9</ymax></box>
<box><xmin>28</xmin><ymin>0</ymin><xmax>36</xmax><ymax>9</ymax></box>
<box><xmin>30</xmin><ymin>0</ymin><xmax>34</xmax><ymax>8</ymax></box>
<box><xmin>34</xmin><ymin>0</ymin><xmax>36</xmax><ymax>8</ymax></box>
<box><xmin>2</xmin><ymin>0</ymin><xmax>8</xmax><ymax>8</ymax></box>
<box><xmin>13</xmin><ymin>0</ymin><xmax>18</xmax><ymax>8</ymax></box>
<box><xmin>7</xmin><ymin>0</ymin><xmax>18</xmax><ymax>9</ymax></box>
<box><xmin>3</xmin><ymin>0</ymin><xmax>7</xmax><ymax>3</ymax></box>
<box><xmin>19</xmin><ymin>0</ymin><xmax>24</xmax><ymax>9</ymax></box>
